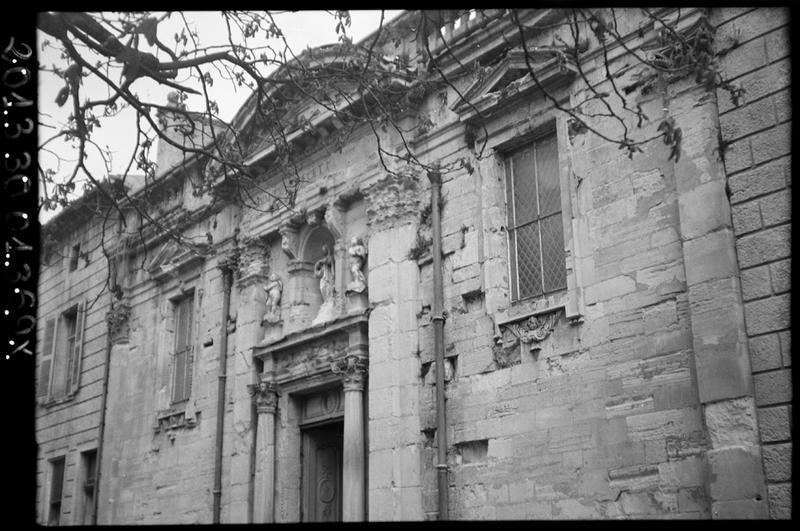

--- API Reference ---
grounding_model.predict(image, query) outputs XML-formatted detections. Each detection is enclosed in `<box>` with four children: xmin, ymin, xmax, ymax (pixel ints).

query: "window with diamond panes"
<box><xmin>505</xmin><ymin>133</ymin><xmax>566</xmax><ymax>301</ymax></box>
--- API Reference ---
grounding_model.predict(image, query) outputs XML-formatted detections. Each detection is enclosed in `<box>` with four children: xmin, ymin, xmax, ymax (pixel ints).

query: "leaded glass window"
<box><xmin>505</xmin><ymin>133</ymin><xmax>566</xmax><ymax>301</ymax></box>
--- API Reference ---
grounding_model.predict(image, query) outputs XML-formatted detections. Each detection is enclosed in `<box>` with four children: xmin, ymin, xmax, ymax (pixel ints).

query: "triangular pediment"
<box><xmin>451</xmin><ymin>48</ymin><xmax>577</xmax><ymax>122</ymax></box>
<box><xmin>145</xmin><ymin>240</ymin><xmax>202</xmax><ymax>281</ymax></box>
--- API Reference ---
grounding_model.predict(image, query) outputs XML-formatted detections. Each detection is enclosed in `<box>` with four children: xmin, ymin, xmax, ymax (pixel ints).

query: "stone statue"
<box><xmin>314</xmin><ymin>244</ymin><xmax>335</xmax><ymax>302</ymax></box>
<box><xmin>262</xmin><ymin>273</ymin><xmax>283</xmax><ymax>324</ymax></box>
<box><xmin>347</xmin><ymin>236</ymin><xmax>367</xmax><ymax>293</ymax></box>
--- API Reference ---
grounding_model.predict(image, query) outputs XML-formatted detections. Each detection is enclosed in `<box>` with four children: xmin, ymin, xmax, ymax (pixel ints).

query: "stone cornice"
<box><xmin>253</xmin><ymin>313</ymin><xmax>368</xmax><ymax>361</ymax></box>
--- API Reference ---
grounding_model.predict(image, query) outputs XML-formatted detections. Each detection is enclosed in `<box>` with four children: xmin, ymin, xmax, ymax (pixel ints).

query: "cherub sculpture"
<box><xmin>262</xmin><ymin>273</ymin><xmax>283</xmax><ymax>324</ymax></box>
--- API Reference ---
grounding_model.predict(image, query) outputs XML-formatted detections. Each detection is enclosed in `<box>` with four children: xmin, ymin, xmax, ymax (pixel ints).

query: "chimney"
<box><xmin>155</xmin><ymin>91</ymin><xmax>217</xmax><ymax>176</ymax></box>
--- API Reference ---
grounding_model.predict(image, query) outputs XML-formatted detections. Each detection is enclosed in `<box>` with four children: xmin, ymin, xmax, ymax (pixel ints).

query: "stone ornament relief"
<box><xmin>497</xmin><ymin>308</ymin><xmax>561</xmax><ymax>354</ymax></box>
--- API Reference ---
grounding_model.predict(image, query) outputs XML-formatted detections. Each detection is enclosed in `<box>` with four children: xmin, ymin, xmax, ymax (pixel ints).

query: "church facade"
<box><xmin>36</xmin><ymin>8</ymin><xmax>791</xmax><ymax>523</ymax></box>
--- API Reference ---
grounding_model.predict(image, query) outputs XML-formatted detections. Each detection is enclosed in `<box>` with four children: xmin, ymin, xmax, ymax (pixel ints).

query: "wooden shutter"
<box><xmin>68</xmin><ymin>300</ymin><xmax>87</xmax><ymax>395</ymax></box>
<box><xmin>37</xmin><ymin>318</ymin><xmax>57</xmax><ymax>400</ymax></box>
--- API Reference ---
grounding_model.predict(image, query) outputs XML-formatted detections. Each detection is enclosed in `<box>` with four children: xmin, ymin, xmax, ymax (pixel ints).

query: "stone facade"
<box><xmin>36</xmin><ymin>8</ymin><xmax>790</xmax><ymax>523</ymax></box>
<box><xmin>712</xmin><ymin>7</ymin><xmax>792</xmax><ymax>519</ymax></box>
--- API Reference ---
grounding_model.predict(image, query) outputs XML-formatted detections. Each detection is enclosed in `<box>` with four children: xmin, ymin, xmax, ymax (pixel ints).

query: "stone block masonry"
<box><xmin>713</xmin><ymin>6</ymin><xmax>792</xmax><ymax>520</ymax></box>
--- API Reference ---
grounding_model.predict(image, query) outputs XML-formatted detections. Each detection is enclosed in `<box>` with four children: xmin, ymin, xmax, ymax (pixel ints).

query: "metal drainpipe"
<box><xmin>92</xmin><ymin>300</ymin><xmax>114</xmax><ymax>525</ymax></box>
<box><xmin>212</xmin><ymin>266</ymin><xmax>233</xmax><ymax>524</ymax></box>
<box><xmin>428</xmin><ymin>170</ymin><xmax>449</xmax><ymax>520</ymax></box>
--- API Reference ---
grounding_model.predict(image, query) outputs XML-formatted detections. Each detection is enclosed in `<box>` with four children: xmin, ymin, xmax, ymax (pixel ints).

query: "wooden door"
<box><xmin>302</xmin><ymin>423</ymin><xmax>343</xmax><ymax>522</ymax></box>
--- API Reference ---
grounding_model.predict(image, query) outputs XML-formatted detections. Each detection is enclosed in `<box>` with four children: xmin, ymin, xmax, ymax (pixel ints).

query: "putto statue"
<box><xmin>315</xmin><ymin>244</ymin><xmax>335</xmax><ymax>302</ymax></box>
<box><xmin>262</xmin><ymin>273</ymin><xmax>283</xmax><ymax>324</ymax></box>
<box><xmin>347</xmin><ymin>236</ymin><xmax>367</xmax><ymax>293</ymax></box>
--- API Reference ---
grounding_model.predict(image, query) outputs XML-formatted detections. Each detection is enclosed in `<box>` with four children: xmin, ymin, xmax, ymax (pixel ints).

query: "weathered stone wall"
<box><xmin>713</xmin><ymin>7</ymin><xmax>792</xmax><ymax>519</ymax></box>
<box><xmin>97</xmin><ymin>204</ymin><xmax>242</xmax><ymax>524</ymax></box>
<box><xmin>36</xmin><ymin>218</ymin><xmax>113</xmax><ymax>525</ymax></box>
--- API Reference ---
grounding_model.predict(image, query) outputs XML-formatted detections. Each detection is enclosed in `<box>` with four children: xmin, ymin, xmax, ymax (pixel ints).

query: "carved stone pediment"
<box><xmin>450</xmin><ymin>50</ymin><xmax>577</xmax><ymax>123</ymax></box>
<box><xmin>145</xmin><ymin>240</ymin><xmax>205</xmax><ymax>283</ymax></box>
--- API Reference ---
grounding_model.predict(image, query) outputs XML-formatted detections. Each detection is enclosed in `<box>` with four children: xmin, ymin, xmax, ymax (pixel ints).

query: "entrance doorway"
<box><xmin>301</xmin><ymin>421</ymin><xmax>344</xmax><ymax>522</ymax></box>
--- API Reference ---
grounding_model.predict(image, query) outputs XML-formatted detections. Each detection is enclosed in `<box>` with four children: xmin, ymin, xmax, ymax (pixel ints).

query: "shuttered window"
<box><xmin>48</xmin><ymin>457</ymin><xmax>66</xmax><ymax>526</ymax></box>
<box><xmin>172</xmin><ymin>295</ymin><xmax>194</xmax><ymax>404</ymax></box>
<box><xmin>80</xmin><ymin>450</ymin><xmax>97</xmax><ymax>525</ymax></box>
<box><xmin>37</xmin><ymin>318</ymin><xmax>57</xmax><ymax>400</ymax></box>
<box><xmin>39</xmin><ymin>301</ymin><xmax>86</xmax><ymax>403</ymax></box>
<box><xmin>505</xmin><ymin>132</ymin><xmax>567</xmax><ymax>301</ymax></box>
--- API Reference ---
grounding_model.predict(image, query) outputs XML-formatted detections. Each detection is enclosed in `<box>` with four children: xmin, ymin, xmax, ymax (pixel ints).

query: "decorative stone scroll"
<box><xmin>497</xmin><ymin>309</ymin><xmax>561</xmax><ymax>353</ymax></box>
<box><xmin>330</xmin><ymin>354</ymin><xmax>368</xmax><ymax>391</ymax></box>
<box><xmin>324</xmin><ymin>203</ymin><xmax>346</xmax><ymax>240</ymax></box>
<box><xmin>250</xmin><ymin>379</ymin><xmax>279</xmax><ymax>414</ymax></box>
<box><xmin>279</xmin><ymin>224</ymin><xmax>300</xmax><ymax>260</ymax></box>
<box><xmin>106</xmin><ymin>297</ymin><xmax>132</xmax><ymax>344</ymax></box>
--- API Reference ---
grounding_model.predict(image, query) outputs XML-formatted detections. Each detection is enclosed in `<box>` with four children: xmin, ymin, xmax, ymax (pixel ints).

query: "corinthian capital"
<box><xmin>364</xmin><ymin>167</ymin><xmax>421</xmax><ymax>231</ymax></box>
<box><xmin>330</xmin><ymin>354</ymin><xmax>369</xmax><ymax>391</ymax></box>
<box><xmin>236</xmin><ymin>236</ymin><xmax>270</xmax><ymax>284</ymax></box>
<box><xmin>250</xmin><ymin>380</ymin><xmax>279</xmax><ymax>414</ymax></box>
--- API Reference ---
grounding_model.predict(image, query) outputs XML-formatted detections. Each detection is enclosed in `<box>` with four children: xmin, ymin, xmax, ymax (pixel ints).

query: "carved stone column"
<box><xmin>251</xmin><ymin>380</ymin><xmax>279</xmax><ymax>523</ymax></box>
<box><xmin>331</xmin><ymin>351</ymin><xmax>368</xmax><ymax>522</ymax></box>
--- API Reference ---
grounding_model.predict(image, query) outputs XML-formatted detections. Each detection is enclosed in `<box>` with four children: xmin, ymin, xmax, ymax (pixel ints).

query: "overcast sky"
<box><xmin>37</xmin><ymin>10</ymin><xmax>403</xmax><ymax>221</ymax></box>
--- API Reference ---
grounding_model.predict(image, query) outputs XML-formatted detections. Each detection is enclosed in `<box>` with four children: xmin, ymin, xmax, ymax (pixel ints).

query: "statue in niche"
<box><xmin>347</xmin><ymin>236</ymin><xmax>367</xmax><ymax>293</ymax></box>
<box><xmin>314</xmin><ymin>244</ymin><xmax>335</xmax><ymax>302</ymax></box>
<box><xmin>262</xmin><ymin>273</ymin><xmax>283</xmax><ymax>324</ymax></box>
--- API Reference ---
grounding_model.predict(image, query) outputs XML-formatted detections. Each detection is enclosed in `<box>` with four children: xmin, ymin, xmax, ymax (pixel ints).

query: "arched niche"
<box><xmin>300</xmin><ymin>225</ymin><xmax>336</xmax><ymax>264</ymax></box>
<box><xmin>289</xmin><ymin>224</ymin><xmax>336</xmax><ymax>326</ymax></box>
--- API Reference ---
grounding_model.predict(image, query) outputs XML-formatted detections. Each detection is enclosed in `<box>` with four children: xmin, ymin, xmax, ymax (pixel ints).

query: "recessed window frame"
<box><xmin>47</xmin><ymin>456</ymin><xmax>66</xmax><ymax>526</ymax></box>
<box><xmin>170</xmin><ymin>290</ymin><xmax>196</xmax><ymax>405</ymax></box>
<box><xmin>503</xmin><ymin>128</ymin><xmax>567</xmax><ymax>303</ymax></box>
<box><xmin>77</xmin><ymin>449</ymin><xmax>97</xmax><ymax>525</ymax></box>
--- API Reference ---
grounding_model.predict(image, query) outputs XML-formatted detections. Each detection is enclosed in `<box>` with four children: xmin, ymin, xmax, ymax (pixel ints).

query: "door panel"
<box><xmin>302</xmin><ymin>423</ymin><xmax>343</xmax><ymax>522</ymax></box>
